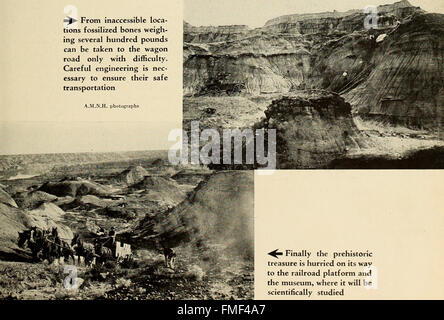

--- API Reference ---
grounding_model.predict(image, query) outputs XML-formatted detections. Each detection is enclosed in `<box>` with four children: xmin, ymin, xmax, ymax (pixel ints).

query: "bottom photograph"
<box><xmin>0</xmin><ymin>153</ymin><xmax>254</xmax><ymax>300</ymax></box>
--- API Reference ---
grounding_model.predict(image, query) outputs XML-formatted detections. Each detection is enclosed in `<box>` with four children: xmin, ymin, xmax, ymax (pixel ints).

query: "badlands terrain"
<box><xmin>0</xmin><ymin>152</ymin><xmax>253</xmax><ymax>300</ymax></box>
<box><xmin>183</xmin><ymin>0</ymin><xmax>444</xmax><ymax>168</ymax></box>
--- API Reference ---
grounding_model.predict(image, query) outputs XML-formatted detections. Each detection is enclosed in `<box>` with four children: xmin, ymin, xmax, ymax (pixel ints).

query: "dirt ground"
<box><xmin>0</xmin><ymin>163</ymin><xmax>254</xmax><ymax>300</ymax></box>
<box><xmin>0</xmin><ymin>243</ymin><xmax>253</xmax><ymax>300</ymax></box>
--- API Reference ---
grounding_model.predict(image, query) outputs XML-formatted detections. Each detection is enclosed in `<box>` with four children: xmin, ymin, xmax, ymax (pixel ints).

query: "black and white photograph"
<box><xmin>183</xmin><ymin>0</ymin><xmax>443</xmax><ymax>169</ymax></box>
<box><xmin>0</xmin><ymin>122</ymin><xmax>254</xmax><ymax>300</ymax></box>
<box><xmin>0</xmin><ymin>0</ymin><xmax>443</xmax><ymax>309</ymax></box>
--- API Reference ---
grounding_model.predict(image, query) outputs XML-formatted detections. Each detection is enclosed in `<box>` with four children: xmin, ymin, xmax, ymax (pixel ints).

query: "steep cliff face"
<box><xmin>184</xmin><ymin>2</ymin><xmax>419</xmax><ymax>97</ymax></box>
<box><xmin>307</xmin><ymin>31</ymin><xmax>376</xmax><ymax>93</ymax></box>
<box><xmin>344</xmin><ymin>13</ymin><xmax>444</xmax><ymax>130</ymax></box>
<box><xmin>183</xmin><ymin>1</ymin><xmax>442</xmax><ymax>131</ymax></box>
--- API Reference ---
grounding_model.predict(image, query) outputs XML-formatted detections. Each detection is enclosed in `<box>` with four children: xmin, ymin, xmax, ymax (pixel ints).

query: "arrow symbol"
<box><xmin>64</xmin><ymin>16</ymin><xmax>77</xmax><ymax>25</ymax></box>
<box><xmin>268</xmin><ymin>249</ymin><xmax>283</xmax><ymax>259</ymax></box>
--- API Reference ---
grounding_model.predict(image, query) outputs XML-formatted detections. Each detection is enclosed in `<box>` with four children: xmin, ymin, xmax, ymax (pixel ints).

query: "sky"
<box><xmin>184</xmin><ymin>0</ymin><xmax>444</xmax><ymax>28</ymax></box>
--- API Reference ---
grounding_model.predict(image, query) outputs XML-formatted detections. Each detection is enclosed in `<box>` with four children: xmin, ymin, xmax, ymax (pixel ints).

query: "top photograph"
<box><xmin>182</xmin><ymin>0</ymin><xmax>444</xmax><ymax>169</ymax></box>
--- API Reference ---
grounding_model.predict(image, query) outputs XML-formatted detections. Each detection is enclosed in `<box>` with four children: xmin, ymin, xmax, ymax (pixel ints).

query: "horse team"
<box><xmin>18</xmin><ymin>227</ymin><xmax>122</xmax><ymax>266</ymax></box>
<box><xmin>18</xmin><ymin>226</ymin><xmax>178</xmax><ymax>270</ymax></box>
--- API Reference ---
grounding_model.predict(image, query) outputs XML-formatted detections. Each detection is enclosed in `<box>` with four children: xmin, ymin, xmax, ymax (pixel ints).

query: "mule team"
<box><xmin>18</xmin><ymin>227</ymin><xmax>122</xmax><ymax>266</ymax></box>
<box><xmin>18</xmin><ymin>226</ymin><xmax>176</xmax><ymax>269</ymax></box>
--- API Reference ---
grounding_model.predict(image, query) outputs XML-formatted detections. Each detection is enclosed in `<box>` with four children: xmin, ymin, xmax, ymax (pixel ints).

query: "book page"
<box><xmin>0</xmin><ymin>0</ymin><xmax>442</xmax><ymax>307</ymax></box>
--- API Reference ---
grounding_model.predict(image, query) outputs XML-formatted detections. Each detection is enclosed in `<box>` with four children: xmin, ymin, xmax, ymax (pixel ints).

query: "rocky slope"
<box><xmin>344</xmin><ymin>13</ymin><xmax>444</xmax><ymax>130</ymax></box>
<box><xmin>254</xmin><ymin>92</ymin><xmax>371</xmax><ymax>168</ymax></box>
<box><xmin>183</xmin><ymin>1</ymin><xmax>443</xmax><ymax>132</ymax></box>
<box><xmin>132</xmin><ymin>171</ymin><xmax>254</xmax><ymax>258</ymax></box>
<box><xmin>0</xmin><ymin>163</ymin><xmax>254</xmax><ymax>300</ymax></box>
<box><xmin>0</xmin><ymin>201</ymin><xmax>73</xmax><ymax>258</ymax></box>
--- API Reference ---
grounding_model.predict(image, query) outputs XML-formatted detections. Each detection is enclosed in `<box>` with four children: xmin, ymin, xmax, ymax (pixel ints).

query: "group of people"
<box><xmin>17</xmin><ymin>225</ymin><xmax>119</xmax><ymax>266</ymax></box>
<box><xmin>96</xmin><ymin>226</ymin><xmax>116</xmax><ymax>242</ymax></box>
<box><xmin>18</xmin><ymin>226</ymin><xmax>74</xmax><ymax>263</ymax></box>
<box><xmin>18</xmin><ymin>225</ymin><xmax>176</xmax><ymax>269</ymax></box>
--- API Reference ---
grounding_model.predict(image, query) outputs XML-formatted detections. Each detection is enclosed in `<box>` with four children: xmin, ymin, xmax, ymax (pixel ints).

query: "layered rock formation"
<box><xmin>344</xmin><ymin>13</ymin><xmax>444</xmax><ymax>130</ymax></box>
<box><xmin>184</xmin><ymin>1</ymin><xmax>443</xmax><ymax>131</ymax></box>
<box><xmin>184</xmin><ymin>34</ymin><xmax>311</xmax><ymax>95</ymax></box>
<box><xmin>184</xmin><ymin>28</ymin><xmax>313</xmax><ymax>95</ymax></box>
<box><xmin>264</xmin><ymin>0</ymin><xmax>419</xmax><ymax>32</ymax></box>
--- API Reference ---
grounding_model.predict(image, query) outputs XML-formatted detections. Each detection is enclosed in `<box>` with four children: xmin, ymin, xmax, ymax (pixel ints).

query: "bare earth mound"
<box><xmin>114</xmin><ymin>165</ymin><xmax>148</xmax><ymax>185</ymax></box>
<box><xmin>39</xmin><ymin>178</ymin><xmax>111</xmax><ymax>198</ymax></box>
<box><xmin>255</xmin><ymin>92</ymin><xmax>371</xmax><ymax>168</ymax></box>
<box><xmin>130</xmin><ymin>176</ymin><xmax>187</xmax><ymax>206</ymax></box>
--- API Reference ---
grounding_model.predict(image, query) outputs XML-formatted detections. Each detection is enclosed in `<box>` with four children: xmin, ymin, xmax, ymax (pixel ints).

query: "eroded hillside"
<box><xmin>183</xmin><ymin>0</ymin><xmax>444</xmax><ymax>168</ymax></box>
<box><xmin>0</xmin><ymin>162</ymin><xmax>253</xmax><ymax>300</ymax></box>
